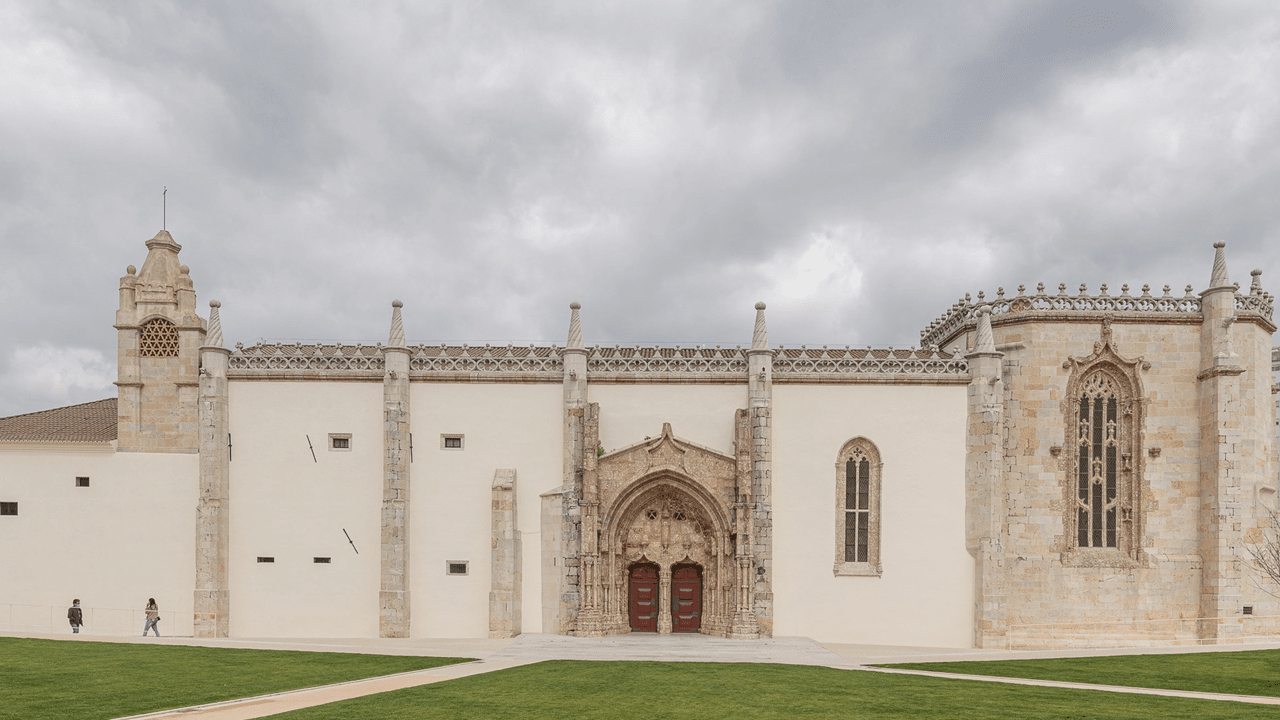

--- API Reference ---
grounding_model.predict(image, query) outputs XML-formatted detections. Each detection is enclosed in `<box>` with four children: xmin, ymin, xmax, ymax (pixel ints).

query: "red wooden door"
<box><xmin>629</xmin><ymin>565</ymin><xmax>659</xmax><ymax>632</ymax></box>
<box><xmin>671</xmin><ymin>565</ymin><xmax>702</xmax><ymax>633</ymax></box>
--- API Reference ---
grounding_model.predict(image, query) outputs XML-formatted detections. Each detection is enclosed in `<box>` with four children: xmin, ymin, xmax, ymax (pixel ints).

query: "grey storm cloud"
<box><xmin>1</xmin><ymin>0</ymin><xmax>1278</xmax><ymax>416</ymax></box>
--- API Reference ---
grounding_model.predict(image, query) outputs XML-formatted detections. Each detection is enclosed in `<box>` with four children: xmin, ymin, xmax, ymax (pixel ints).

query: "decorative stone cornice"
<box><xmin>920</xmin><ymin>282</ymin><xmax>1229</xmax><ymax>350</ymax></box>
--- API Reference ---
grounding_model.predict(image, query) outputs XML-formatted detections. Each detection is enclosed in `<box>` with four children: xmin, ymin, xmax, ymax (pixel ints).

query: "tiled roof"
<box><xmin>0</xmin><ymin>398</ymin><xmax>118</xmax><ymax>443</ymax></box>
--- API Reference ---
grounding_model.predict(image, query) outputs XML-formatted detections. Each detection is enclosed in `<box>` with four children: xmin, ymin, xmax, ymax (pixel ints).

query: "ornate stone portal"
<box><xmin>573</xmin><ymin>422</ymin><xmax>760</xmax><ymax>638</ymax></box>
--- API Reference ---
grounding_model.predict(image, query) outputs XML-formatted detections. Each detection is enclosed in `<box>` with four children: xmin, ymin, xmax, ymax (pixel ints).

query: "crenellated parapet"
<box><xmin>921</xmin><ymin>279</ymin><xmax>1275</xmax><ymax>350</ymax></box>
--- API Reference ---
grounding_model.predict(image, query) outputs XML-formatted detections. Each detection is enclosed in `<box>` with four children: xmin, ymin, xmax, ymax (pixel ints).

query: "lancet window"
<box><xmin>139</xmin><ymin>318</ymin><xmax>180</xmax><ymax>358</ymax></box>
<box><xmin>1076</xmin><ymin>372</ymin><xmax>1121</xmax><ymax>548</ymax></box>
<box><xmin>834</xmin><ymin>437</ymin><xmax>882</xmax><ymax>576</ymax></box>
<box><xmin>1063</xmin><ymin>355</ymin><xmax>1142</xmax><ymax>562</ymax></box>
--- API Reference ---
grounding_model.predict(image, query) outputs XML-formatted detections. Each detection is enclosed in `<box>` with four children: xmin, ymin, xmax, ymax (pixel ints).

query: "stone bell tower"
<box><xmin>114</xmin><ymin>230</ymin><xmax>205</xmax><ymax>453</ymax></box>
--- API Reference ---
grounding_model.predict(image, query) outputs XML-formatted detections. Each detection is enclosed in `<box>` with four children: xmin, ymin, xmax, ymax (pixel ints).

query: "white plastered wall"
<box><xmin>589</xmin><ymin>384</ymin><xmax>747</xmax><ymax>457</ymax></box>
<box><xmin>227</xmin><ymin>381</ymin><xmax>383</xmax><ymax>638</ymax></box>
<box><xmin>0</xmin><ymin>444</ymin><xmax>197</xmax><ymax>635</ymax></box>
<box><xmin>410</xmin><ymin>382</ymin><xmax>562</xmax><ymax>638</ymax></box>
<box><xmin>772</xmin><ymin>384</ymin><xmax>973</xmax><ymax>648</ymax></box>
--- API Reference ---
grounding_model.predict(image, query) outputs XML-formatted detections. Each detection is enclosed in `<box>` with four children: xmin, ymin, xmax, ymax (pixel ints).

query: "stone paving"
<box><xmin>8</xmin><ymin>630</ymin><xmax>1280</xmax><ymax>718</ymax></box>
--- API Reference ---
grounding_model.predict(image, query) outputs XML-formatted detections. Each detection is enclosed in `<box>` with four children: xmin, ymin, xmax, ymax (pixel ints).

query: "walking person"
<box><xmin>68</xmin><ymin>599</ymin><xmax>83</xmax><ymax>634</ymax></box>
<box><xmin>143</xmin><ymin>598</ymin><xmax>160</xmax><ymax>637</ymax></box>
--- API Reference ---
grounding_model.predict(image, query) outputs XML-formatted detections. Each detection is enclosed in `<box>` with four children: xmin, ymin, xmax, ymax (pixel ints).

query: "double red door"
<box><xmin>629</xmin><ymin>565</ymin><xmax>659</xmax><ymax>632</ymax></box>
<box><xmin>672</xmin><ymin>565</ymin><xmax>702</xmax><ymax>633</ymax></box>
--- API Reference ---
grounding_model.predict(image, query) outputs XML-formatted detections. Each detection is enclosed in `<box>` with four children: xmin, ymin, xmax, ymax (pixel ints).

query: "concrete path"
<box><xmin>8</xmin><ymin>631</ymin><xmax>1280</xmax><ymax>718</ymax></box>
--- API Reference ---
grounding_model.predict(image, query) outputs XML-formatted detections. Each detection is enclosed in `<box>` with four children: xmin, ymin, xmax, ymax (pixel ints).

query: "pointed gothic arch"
<box><xmin>1061</xmin><ymin>318</ymin><xmax>1148</xmax><ymax>566</ymax></box>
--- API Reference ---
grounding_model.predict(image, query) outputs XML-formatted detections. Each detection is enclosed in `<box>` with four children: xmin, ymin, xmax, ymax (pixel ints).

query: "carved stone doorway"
<box><xmin>629</xmin><ymin>564</ymin><xmax>659</xmax><ymax>632</ymax></box>
<box><xmin>671</xmin><ymin>564</ymin><xmax>702</xmax><ymax>633</ymax></box>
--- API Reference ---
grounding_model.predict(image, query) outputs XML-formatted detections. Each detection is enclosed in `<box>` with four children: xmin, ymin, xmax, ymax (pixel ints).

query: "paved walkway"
<box><xmin>8</xmin><ymin>631</ymin><xmax>1280</xmax><ymax>718</ymax></box>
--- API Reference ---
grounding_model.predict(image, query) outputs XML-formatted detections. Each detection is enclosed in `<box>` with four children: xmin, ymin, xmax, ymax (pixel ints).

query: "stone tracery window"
<box><xmin>1062</xmin><ymin>340</ymin><xmax>1144</xmax><ymax>564</ymax></box>
<box><xmin>139</xmin><ymin>318</ymin><xmax>180</xmax><ymax>357</ymax></box>
<box><xmin>835</xmin><ymin>437</ymin><xmax>882</xmax><ymax>576</ymax></box>
<box><xmin>1076</xmin><ymin>372</ymin><xmax>1122</xmax><ymax>548</ymax></box>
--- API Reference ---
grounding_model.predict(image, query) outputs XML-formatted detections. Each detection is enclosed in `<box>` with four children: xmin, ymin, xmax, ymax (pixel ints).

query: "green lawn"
<box><xmin>884</xmin><ymin>649</ymin><xmax>1280</xmax><ymax>698</ymax></box>
<box><xmin>0</xmin><ymin>637</ymin><xmax>471</xmax><ymax>720</ymax></box>
<box><xmin>272</xmin><ymin>660</ymin><xmax>1280</xmax><ymax>719</ymax></box>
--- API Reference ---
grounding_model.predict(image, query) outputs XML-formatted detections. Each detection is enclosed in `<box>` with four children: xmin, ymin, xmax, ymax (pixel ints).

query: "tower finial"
<box><xmin>567</xmin><ymin>302</ymin><xmax>584</xmax><ymax>350</ymax></box>
<box><xmin>388</xmin><ymin>300</ymin><xmax>406</xmax><ymax>348</ymax></box>
<box><xmin>972</xmin><ymin>304</ymin><xmax>996</xmax><ymax>354</ymax></box>
<box><xmin>204</xmin><ymin>300</ymin><xmax>224</xmax><ymax>349</ymax></box>
<box><xmin>1209</xmin><ymin>241</ymin><xmax>1231</xmax><ymax>288</ymax></box>
<box><xmin>751</xmin><ymin>301</ymin><xmax>768</xmax><ymax>351</ymax></box>
<box><xmin>1251</xmin><ymin>268</ymin><xmax>1263</xmax><ymax>295</ymax></box>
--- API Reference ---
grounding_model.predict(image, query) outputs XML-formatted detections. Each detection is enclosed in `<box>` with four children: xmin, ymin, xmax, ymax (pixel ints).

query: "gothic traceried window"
<box><xmin>138</xmin><ymin>318</ymin><xmax>180</xmax><ymax>358</ymax></box>
<box><xmin>835</xmin><ymin>437</ymin><xmax>882</xmax><ymax>576</ymax></box>
<box><xmin>1062</xmin><ymin>330</ymin><xmax>1145</xmax><ymax>566</ymax></box>
<box><xmin>1076</xmin><ymin>373</ymin><xmax>1121</xmax><ymax>548</ymax></box>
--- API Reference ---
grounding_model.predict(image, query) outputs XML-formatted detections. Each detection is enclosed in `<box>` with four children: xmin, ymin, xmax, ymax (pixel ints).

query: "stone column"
<box><xmin>574</xmin><ymin>402</ymin><xmax>606</xmax><ymax>636</ymax></box>
<box><xmin>490</xmin><ymin>469</ymin><xmax>522</xmax><ymax>638</ymax></box>
<box><xmin>380</xmin><ymin>301</ymin><xmax>412</xmax><ymax>638</ymax></box>
<box><xmin>747</xmin><ymin>302</ymin><xmax>774</xmax><ymax>636</ymax></box>
<box><xmin>1198</xmin><ymin>243</ymin><xmax>1247</xmax><ymax>643</ymax></box>
<box><xmin>729</xmin><ymin>407</ymin><xmax>760</xmax><ymax>638</ymax></box>
<box><xmin>658</xmin><ymin>565</ymin><xmax>673</xmax><ymax>634</ymax></box>
<box><xmin>966</xmin><ymin>305</ymin><xmax>1007</xmax><ymax>648</ymax></box>
<box><xmin>194</xmin><ymin>300</ymin><xmax>230</xmax><ymax>638</ymax></box>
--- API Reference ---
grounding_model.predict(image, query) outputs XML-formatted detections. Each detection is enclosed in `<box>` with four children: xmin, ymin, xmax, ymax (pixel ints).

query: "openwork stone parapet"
<box><xmin>771</xmin><ymin>346</ymin><xmax>967</xmax><ymax>383</ymax></box>
<box><xmin>586</xmin><ymin>345</ymin><xmax>749</xmax><ymax>382</ymax></box>
<box><xmin>228</xmin><ymin>342</ymin><xmax>385</xmax><ymax>379</ymax></box>
<box><xmin>226</xmin><ymin>340</ymin><xmax>966</xmax><ymax>382</ymax></box>
<box><xmin>920</xmin><ymin>281</ymin><xmax>1275</xmax><ymax>349</ymax></box>
<box><xmin>410</xmin><ymin>344</ymin><xmax>564</xmax><ymax>381</ymax></box>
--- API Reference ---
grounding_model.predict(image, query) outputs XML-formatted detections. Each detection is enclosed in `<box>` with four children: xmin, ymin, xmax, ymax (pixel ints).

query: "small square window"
<box><xmin>314</xmin><ymin>557</ymin><xmax>331</xmax><ymax>564</ymax></box>
<box><xmin>329</xmin><ymin>434</ymin><xmax>352</xmax><ymax>451</ymax></box>
<box><xmin>1244</xmin><ymin>605</ymin><xmax>1254</xmax><ymax>616</ymax></box>
<box><xmin>257</xmin><ymin>556</ymin><xmax>275</xmax><ymax>563</ymax></box>
<box><xmin>0</xmin><ymin>502</ymin><xmax>16</xmax><ymax>516</ymax></box>
<box><xmin>75</xmin><ymin>477</ymin><xmax>90</xmax><ymax>487</ymax></box>
<box><xmin>441</xmin><ymin>434</ymin><xmax>464</xmax><ymax>450</ymax></box>
<box><xmin>446</xmin><ymin>560</ymin><xmax>469</xmax><ymax>576</ymax></box>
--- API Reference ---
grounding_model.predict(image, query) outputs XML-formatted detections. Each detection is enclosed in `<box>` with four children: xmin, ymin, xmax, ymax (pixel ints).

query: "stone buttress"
<box><xmin>489</xmin><ymin>469</ymin><xmax>521</xmax><ymax>638</ymax></box>
<box><xmin>747</xmin><ymin>302</ymin><xmax>774</xmax><ymax>636</ymax></box>
<box><xmin>965</xmin><ymin>305</ymin><xmax>1006</xmax><ymax>648</ymax></box>
<box><xmin>195</xmin><ymin>300</ymin><xmax>230</xmax><ymax>637</ymax></box>
<box><xmin>380</xmin><ymin>301</ymin><xmax>412</xmax><ymax>637</ymax></box>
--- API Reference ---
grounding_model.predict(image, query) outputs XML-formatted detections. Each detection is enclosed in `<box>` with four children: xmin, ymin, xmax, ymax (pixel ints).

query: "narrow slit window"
<box><xmin>257</xmin><ymin>556</ymin><xmax>275</xmax><ymax>563</ymax></box>
<box><xmin>446</xmin><ymin>561</ymin><xmax>469</xmax><ymax>576</ymax></box>
<box><xmin>314</xmin><ymin>557</ymin><xmax>331</xmax><ymax>564</ymax></box>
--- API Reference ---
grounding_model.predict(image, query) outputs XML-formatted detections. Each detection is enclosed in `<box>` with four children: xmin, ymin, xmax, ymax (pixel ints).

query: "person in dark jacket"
<box><xmin>68</xmin><ymin>600</ymin><xmax>83</xmax><ymax>634</ymax></box>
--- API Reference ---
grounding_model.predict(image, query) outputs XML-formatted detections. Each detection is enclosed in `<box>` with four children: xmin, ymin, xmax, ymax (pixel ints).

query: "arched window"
<box><xmin>835</xmin><ymin>438</ymin><xmax>882</xmax><ymax>576</ymax></box>
<box><xmin>1075</xmin><ymin>371</ymin><xmax>1122</xmax><ymax>548</ymax></box>
<box><xmin>139</xmin><ymin>318</ymin><xmax>180</xmax><ymax>358</ymax></box>
<box><xmin>1062</xmin><ymin>333</ymin><xmax>1144</xmax><ymax>565</ymax></box>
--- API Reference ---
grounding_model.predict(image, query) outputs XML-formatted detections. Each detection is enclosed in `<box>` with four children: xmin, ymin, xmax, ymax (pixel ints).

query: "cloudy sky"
<box><xmin>1</xmin><ymin>1</ymin><xmax>1278</xmax><ymax>417</ymax></box>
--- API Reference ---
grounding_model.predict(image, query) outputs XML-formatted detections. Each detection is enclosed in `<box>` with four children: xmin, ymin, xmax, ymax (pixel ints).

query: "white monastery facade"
<box><xmin>1</xmin><ymin>230</ymin><xmax>1277</xmax><ymax>649</ymax></box>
